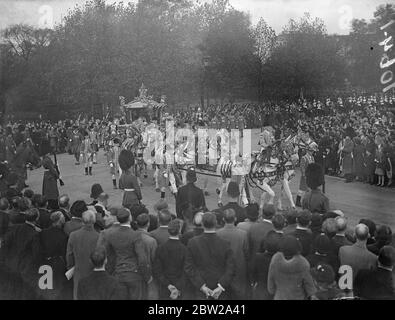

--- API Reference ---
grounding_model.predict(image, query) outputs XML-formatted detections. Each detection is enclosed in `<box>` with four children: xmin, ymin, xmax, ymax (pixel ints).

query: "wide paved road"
<box><xmin>26</xmin><ymin>129</ymin><xmax>395</xmax><ymax>229</ymax></box>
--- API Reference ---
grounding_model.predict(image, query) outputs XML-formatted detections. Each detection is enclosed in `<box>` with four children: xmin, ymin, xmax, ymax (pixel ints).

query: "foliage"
<box><xmin>0</xmin><ymin>1</ymin><xmax>394</xmax><ymax>119</ymax></box>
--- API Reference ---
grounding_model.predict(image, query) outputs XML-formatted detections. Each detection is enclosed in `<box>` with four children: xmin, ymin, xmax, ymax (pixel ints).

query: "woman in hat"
<box><xmin>267</xmin><ymin>235</ymin><xmax>317</xmax><ymax>300</ymax></box>
<box><xmin>311</xmin><ymin>264</ymin><xmax>345</xmax><ymax>300</ymax></box>
<box><xmin>341</xmin><ymin>134</ymin><xmax>354</xmax><ymax>183</ymax></box>
<box><xmin>352</xmin><ymin>137</ymin><xmax>365</xmax><ymax>181</ymax></box>
<box><xmin>118</xmin><ymin>149</ymin><xmax>142</xmax><ymax>210</ymax></box>
<box><xmin>364</xmin><ymin>137</ymin><xmax>376</xmax><ymax>184</ymax></box>
<box><xmin>41</xmin><ymin>152</ymin><xmax>60</xmax><ymax>209</ymax></box>
<box><xmin>374</xmin><ymin>135</ymin><xmax>386</xmax><ymax>187</ymax></box>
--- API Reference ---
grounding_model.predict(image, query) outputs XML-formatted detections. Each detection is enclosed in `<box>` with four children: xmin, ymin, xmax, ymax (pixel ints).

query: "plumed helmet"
<box><xmin>118</xmin><ymin>149</ymin><xmax>134</xmax><ymax>171</ymax></box>
<box><xmin>305</xmin><ymin>162</ymin><xmax>324</xmax><ymax>189</ymax></box>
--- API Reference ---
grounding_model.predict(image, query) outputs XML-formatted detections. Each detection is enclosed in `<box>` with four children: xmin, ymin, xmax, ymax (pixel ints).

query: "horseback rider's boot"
<box><xmin>112</xmin><ymin>178</ymin><xmax>117</xmax><ymax>189</ymax></box>
<box><xmin>85</xmin><ymin>167</ymin><xmax>88</xmax><ymax>175</ymax></box>
<box><xmin>295</xmin><ymin>195</ymin><xmax>302</xmax><ymax>207</ymax></box>
<box><xmin>89</xmin><ymin>167</ymin><xmax>92</xmax><ymax>176</ymax></box>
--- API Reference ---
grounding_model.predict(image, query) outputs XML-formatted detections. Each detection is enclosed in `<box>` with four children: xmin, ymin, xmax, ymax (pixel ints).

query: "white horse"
<box><xmin>216</xmin><ymin>135</ymin><xmax>299</xmax><ymax>211</ymax></box>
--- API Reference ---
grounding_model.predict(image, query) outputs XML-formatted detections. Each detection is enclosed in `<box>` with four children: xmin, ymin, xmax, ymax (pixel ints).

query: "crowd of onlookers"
<box><xmin>177</xmin><ymin>95</ymin><xmax>395</xmax><ymax>187</ymax></box>
<box><xmin>0</xmin><ymin>163</ymin><xmax>394</xmax><ymax>300</ymax></box>
<box><xmin>0</xmin><ymin>93</ymin><xmax>395</xmax><ymax>300</ymax></box>
<box><xmin>1</xmin><ymin>95</ymin><xmax>394</xmax><ymax>190</ymax></box>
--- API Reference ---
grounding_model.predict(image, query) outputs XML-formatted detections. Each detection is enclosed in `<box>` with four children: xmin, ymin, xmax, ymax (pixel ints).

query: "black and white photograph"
<box><xmin>0</xmin><ymin>0</ymin><xmax>394</xmax><ymax>303</ymax></box>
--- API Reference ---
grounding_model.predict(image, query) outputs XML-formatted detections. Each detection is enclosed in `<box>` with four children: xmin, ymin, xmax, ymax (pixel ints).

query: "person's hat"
<box><xmin>186</xmin><ymin>167</ymin><xmax>197</xmax><ymax>183</ymax></box>
<box><xmin>118</xmin><ymin>149</ymin><xmax>134</xmax><ymax>171</ymax></box>
<box><xmin>154</xmin><ymin>199</ymin><xmax>168</xmax><ymax>212</ymax></box>
<box><xmin>116</xmin><ymin>207</ymin><xmax>130</xmax><ymax>221</ymax></box>
<box><xmin>378</xmin><ymin>246</ymin><xmax>395</xmax><ymax>267</ymax></box>
<box><xmin>305</xmin><ymin>163</ymin><xmax>324</xmax><ymax>189</ymax></box>
<box><xmin>311</xmin><ymin>264</ymin><xmax>335</xmax><ymax>284</ymax></box>
<box><xmin>227</xmin><ymin>181</ymin><xmax>240</xmax><ymax>198</ymax></box>
<box><xmin>90</xmin><ymin>183</ymin><xmax>104</xmax><ymax>199</ymax></box>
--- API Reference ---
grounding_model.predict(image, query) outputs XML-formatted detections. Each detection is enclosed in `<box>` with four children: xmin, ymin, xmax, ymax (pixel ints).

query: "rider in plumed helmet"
<box><xmin>118</xmin><ymin>149</ymin><xmax>142</xmax><ymax>210</ymax></box>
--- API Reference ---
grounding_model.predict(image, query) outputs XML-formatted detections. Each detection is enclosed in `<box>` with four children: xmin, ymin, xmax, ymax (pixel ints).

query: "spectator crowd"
<box><xmin>0</xmin><ymin>93</ymin><xmax>395</xmax><ymax>300</ymax></box>
<box><xmin>0</xmin><ymin>163</ymin><xmax>394</xmax><ymax>300</ymax></box>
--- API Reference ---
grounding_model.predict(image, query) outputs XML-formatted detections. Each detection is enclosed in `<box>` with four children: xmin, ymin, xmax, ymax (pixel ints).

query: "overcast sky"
<box><xmin>0</xmin><ymin>0</ymin><xmax>391</xmax><ymax>34</ymax></box>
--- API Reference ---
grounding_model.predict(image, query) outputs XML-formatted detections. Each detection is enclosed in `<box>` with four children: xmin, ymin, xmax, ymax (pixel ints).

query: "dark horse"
<box><xmin>9</xmin><ymin>139</ymin><xmax>41</xmax><ymax>192</ymax></box>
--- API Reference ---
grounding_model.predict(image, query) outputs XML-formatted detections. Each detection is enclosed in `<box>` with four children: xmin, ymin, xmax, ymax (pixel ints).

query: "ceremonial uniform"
<box><xmin>66</xmin><ymin>127</ymin><xmax>73</xmax><ymax>154</ymax></box>
<box><xmin>80</xmin><ymin>137</ymin><xmax>94</xmax><ymax>175</ymax></box>
<box><xmin>71</xmin><ymin>129</ymin><xmax>82</xmax><ymax>164</ymax></box>
<box><xmin>296</xmin><ymin>152</ymin><xmax>314</xmax><ymax>207</ymax></box>
<box><xmin>106</xmin><ymin>138</ymin><xmax>121</xmax><ymax>189</ymax></box>
<box><xmin>89</xmin><ymin>129</ymin><xmax>99</xmax><ymax>164</ymax></box>
<box><xmin>119</xmin><ymin>171</ymin><xmax>142</xmax><ymax>209</ymax></box>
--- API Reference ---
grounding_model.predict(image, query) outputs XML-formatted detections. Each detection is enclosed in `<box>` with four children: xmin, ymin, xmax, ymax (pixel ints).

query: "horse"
<box><xmin>246</xmin><ymin>135</ymin><xmax>300</xmax><ymax>210</ymax></box>
<box><xmin>9</xmin><ymin>139</ymin><xmax>41</xmax><ymax>192</ymax></box>
<box><xmin>214</xmin><ymin>134</ymin><xmax>300</xmax><ymax>211</ymax></box>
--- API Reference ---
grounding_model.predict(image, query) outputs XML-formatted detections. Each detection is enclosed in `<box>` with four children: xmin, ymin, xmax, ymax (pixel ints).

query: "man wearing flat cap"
<box><xmin>176</xmin><ymin>167</ymin><xmax>206</xmax><ymax>221</ymax></box>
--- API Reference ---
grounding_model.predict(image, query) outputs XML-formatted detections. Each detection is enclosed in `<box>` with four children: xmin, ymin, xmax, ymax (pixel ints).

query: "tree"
<box><xmin>200</xmin><ymin>6</ymin><xmax>260</xmax><ymax>102</ymax></box>
<box><xmin>253</xmin><ymin>18</ymin><xmax>276</xmax><ymax>101</ymax></box>
<box><xmin>262</xmin><ymin>13</ymin><xmax>347</xmax><ymax>98</ymax></box>
<box><xmin>2</xmin><ymin>24</ymin><xmax>53</xmax><ymax>63</ymax></box>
